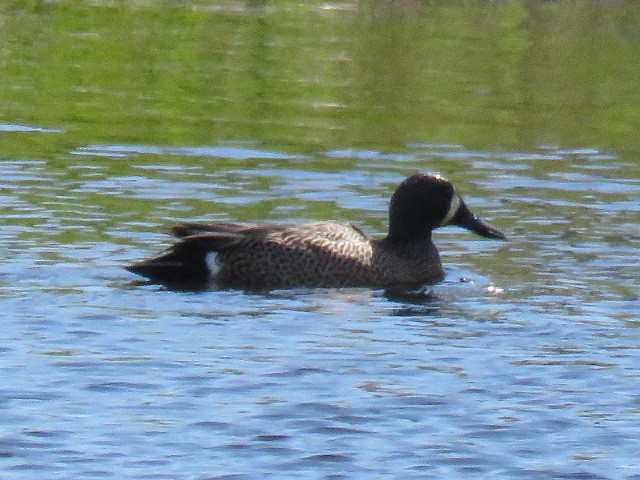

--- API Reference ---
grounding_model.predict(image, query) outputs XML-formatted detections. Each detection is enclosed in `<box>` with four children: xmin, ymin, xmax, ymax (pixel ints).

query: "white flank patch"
<box><xmin>443</xmin><ymin>195</ymin><xmax>461</xmax><ymax>225</ymax></box>
<box><xmin>205</xmin><ymin>252</ymin><xmax>221</xmax><ymax>277</ymax></box>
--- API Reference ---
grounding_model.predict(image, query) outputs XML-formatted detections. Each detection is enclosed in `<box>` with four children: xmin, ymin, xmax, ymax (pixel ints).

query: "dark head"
<box><xmin>387</xmin><ymin>173</ymin><xmax>506</xmax><ymax>242</ymax></box>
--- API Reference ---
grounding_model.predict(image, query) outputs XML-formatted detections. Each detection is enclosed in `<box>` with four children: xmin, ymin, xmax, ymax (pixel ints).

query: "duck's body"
<box><xmin>126</xmin><ymin>174</ymin><xmax>505</xmax><ymax>290</ymax></box>
<box><xmin>132</xmin><ymin>221</ymin><xmax>443</xmax><ymax>289</ymax></box>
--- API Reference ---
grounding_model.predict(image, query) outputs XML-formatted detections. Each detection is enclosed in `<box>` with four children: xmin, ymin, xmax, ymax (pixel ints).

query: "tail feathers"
<box><xmin>126</xmin><ymin>233</ymin><xmax>241</xmax><ymax>285</ymax></box>
<box><xmin>171</xmin><ymin>222</ymin><xmax>254</xmax><ymax>238</ymax></box>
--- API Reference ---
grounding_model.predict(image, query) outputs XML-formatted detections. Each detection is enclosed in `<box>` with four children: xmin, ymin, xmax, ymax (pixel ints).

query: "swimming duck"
<box><xmin>126</xmin><ymin>173</ymin><xmax>505</xmax><ymax>289</ymax></box>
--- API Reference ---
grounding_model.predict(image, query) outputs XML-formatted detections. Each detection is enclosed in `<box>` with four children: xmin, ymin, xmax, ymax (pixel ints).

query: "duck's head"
<box><xmin>387</xmin><ymin>173</ymin><xmax>506</xmax><ymax>242</ymax></box>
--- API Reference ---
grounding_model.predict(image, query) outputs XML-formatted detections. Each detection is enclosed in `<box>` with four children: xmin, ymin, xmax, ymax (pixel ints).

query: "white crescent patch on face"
<box><xmin>442</xmin><ymin>194</ymin><xmax>461</xmax><ymax>225</ymax></box>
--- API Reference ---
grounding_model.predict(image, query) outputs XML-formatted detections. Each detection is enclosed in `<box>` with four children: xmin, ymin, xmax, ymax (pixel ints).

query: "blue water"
<box><xmin>1</xmin><ymin>133</ymin><xmax>638</xmax><ymax>479</ymax></box>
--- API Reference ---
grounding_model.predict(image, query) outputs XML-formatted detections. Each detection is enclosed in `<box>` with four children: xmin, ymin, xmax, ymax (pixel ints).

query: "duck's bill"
<box><xmin>450</xmin><ymin>203</ymin><xmax>506</xmax><ymax>240</ymax></box>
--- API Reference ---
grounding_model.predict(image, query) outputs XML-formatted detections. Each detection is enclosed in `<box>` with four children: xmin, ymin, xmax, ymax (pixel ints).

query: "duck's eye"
<box><xmin>442</xmin><ymin>195</ymin><xmax>461</xmax><ymax>225</ymax></box>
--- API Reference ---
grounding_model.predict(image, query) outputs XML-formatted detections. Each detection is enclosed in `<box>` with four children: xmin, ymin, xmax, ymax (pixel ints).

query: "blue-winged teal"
<box><xmin>126</xmin><ymin>173</ymin><xmax>505</xmax><ymax>289</ymax></box>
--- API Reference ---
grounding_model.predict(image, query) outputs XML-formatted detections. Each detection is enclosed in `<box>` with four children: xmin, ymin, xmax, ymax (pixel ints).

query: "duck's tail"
<box><xmin>126</xmin><ymin>232</ymin><xmax>241</xmax><ymax>287</ymax></box>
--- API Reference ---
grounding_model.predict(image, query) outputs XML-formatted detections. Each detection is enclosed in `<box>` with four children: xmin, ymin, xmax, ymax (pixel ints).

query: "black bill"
<box><xmin>449</xmin><ymin>201</ymin><xmax>506</xmax><ymax>240</ymax></box>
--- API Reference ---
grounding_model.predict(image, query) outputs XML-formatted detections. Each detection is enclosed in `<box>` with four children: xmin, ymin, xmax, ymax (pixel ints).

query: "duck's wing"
<box><xmin>278</xmin><ymin>221</ymin><xmax>371</xmax><ymax>243</ymax></box>
<box><xmin>171</xmin><ymin>222</ymin><xmax>257</xmax><ymax>238</ymax></box>
<box><xmin>172</xmin><ymin>221</ymin><xmax>370</xmax><ymax>243</ymax></box>
<box><xmin>348</xmin><ymin>222</ymin><xmax>371</xmax><ymax>241</ymax></box>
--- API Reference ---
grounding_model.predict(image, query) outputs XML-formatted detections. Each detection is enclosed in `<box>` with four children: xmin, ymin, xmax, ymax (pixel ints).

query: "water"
<box><xmin>1</xmin><ymin>2</ymin><xmax>639</xmax><ymax>479</ymax></box>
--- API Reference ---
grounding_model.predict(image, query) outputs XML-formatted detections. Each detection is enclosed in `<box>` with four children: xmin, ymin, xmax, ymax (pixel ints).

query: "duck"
<box><xmin>126</xmin><ymin>173</ymin><xmax>506</xmax><ymax>290</ymax></box>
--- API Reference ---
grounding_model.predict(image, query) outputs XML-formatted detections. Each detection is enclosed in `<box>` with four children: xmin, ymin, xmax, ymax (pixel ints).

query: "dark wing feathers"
<box><xmin>171</xmin><ymin>222</ymin><xmax>255</xmax><ymax>238</ymax></box>
<box><xmin>126</xmin><ymin>232</ymin><xmax>243</xmax><ymax>285</ymax></box>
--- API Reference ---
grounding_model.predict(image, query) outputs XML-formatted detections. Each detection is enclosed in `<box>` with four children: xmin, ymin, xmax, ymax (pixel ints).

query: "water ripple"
<box><xmin>1</xmin><ymin>143</ymin><xmax>638</xmax><ymax>479</ymax></box>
